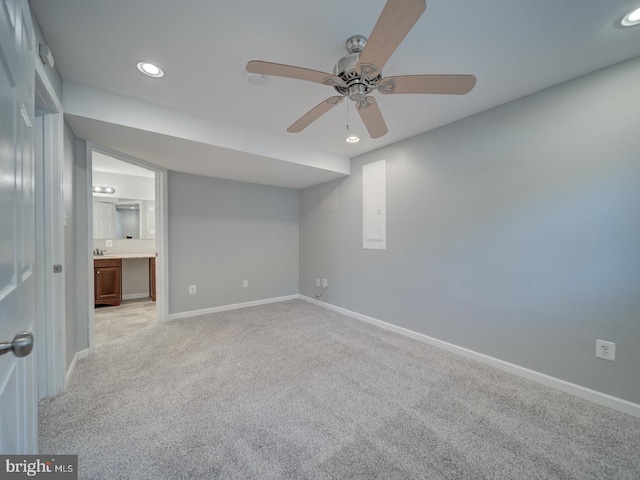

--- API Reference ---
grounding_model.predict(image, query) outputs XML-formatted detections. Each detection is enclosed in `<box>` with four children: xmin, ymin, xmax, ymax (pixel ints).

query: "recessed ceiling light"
<box><xmin>622</xmin><ymin>6</ymin><xmax>640</xmax><ymax>26</ymax></box>
<box><xmin>346</xmin><ymin>135</ymin><xmax>360</xmax><ymax>143</ymax></box>
<box><xmin>137</xmin><ymin>61</ymin><xmax>164</xmax><ymax>77</ymax></box>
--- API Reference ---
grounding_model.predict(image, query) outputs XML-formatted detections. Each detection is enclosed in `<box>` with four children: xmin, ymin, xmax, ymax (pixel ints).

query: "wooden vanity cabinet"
<box><xmin>94</xmin><ymin>258</ymin><xmax>122</xmax><ymax>306</ymax></box>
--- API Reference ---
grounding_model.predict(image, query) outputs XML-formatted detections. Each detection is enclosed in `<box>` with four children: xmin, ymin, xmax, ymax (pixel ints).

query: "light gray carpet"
<box><xmin>39</xmin><ymin>300</ymin><xmax>640</xmax><ymax>479</ymax></box>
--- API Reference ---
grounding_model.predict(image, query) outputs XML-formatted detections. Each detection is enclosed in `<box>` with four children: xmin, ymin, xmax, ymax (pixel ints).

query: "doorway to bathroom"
<box><xmin>90</xmin><ymin>149</ymin><xmax>161</xmax><ymax>346</ymax></box>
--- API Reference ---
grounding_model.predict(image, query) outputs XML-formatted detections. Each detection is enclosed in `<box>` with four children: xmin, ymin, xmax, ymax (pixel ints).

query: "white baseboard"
<box><xmin>122</xmin><ymin>293</ymin><xmax>150</xmax><ymax>301</ymax></box>
<box><xmin>168</xmin><ymin>295</ymin><xmax>300</xmax><ymax>321</ymax></box>
<box><xmin>65</xmin><ymin>348</ymin><xmax>90</xmax><ymax>389</ymax></box>
<box><xmin>301</xmin><ymin>296</ymin><xmax>640</xmax><ymax>418</ymax></box>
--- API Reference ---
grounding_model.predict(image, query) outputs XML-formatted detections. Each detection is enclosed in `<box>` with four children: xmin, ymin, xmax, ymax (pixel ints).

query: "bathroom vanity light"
<box><xmin>92</xmin><ymin>186</ymin><xmax>115</xmax><ymax>194</ymax></box>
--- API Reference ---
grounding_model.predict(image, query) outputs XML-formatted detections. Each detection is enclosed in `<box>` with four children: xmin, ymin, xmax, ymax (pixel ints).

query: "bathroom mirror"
<box><xmin>116</xmin><ymin>202</ymin><xmax>140</xmax><ymax>239</ymax></box>
<box><xmin>93</xmin><ymin>198</ymin><xmax>155</xmax><ymax>240</ymax></box>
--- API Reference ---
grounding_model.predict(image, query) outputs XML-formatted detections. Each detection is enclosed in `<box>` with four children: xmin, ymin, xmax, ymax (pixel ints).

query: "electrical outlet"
<box><xmin>315</xmin><ymin>279</ymin><xmax>321</xmax><ymax>288</ymax></box>
<box><xmin>105</xmin><ymin>239</ymin><xmax>113</xmax><ymax>247</ymax></box>
<box><xmin>188</xmin><ymin>285</ymin><xmax>196</xmax><ymax>295</ymax></box>
<box><xmin>595</xmin><ymin>339</ymin><xmax>615</xmax><ymax>361</ymax></box>
<box><xmin>243</xmin><ymin>280</ymin><xmax>248</xmax><ymax>288</ymax></box>
<box><xmin>322</xmin><ymin>278</ymin><xmax>328</xmax><ymax>288</ymax></box>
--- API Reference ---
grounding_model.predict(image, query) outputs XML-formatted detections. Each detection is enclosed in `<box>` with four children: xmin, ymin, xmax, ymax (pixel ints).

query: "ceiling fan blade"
<box><xmin>379</xmin><ymin>74</ymin><xmax>477</xmax><ymax>95</ymax></box>
<box><xmin>247</xmin><ymin>60</ymin><xmax>335</xmax><ymax>85</ymax></box>
<box><xmin>288</xmin><ymin>96</ymin><xmax>345</xmax><ymax>133</ymax></box>
<box><xmin>356</xmin><ymin>97</ymin><xmax>388</xmax><ymax>139</ymax></box>
<box><xmin>358</xmin><ymin>0</ymin><xmax>426</xmax><ymax>72</ymax></box>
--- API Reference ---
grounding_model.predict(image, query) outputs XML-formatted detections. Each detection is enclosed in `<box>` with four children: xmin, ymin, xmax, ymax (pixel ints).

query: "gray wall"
<box><xmin>122</xmin><ymin>258</ymin><xmax>150</xmax><ymax>298</ymax></box>
<box><xmin>119</xmin><ymin>209</ymin><xmax>139</xmax><ymax>238</ymax></box>
<box><xmin>63</xmin><ymin>123</ymin><xmax>77</xmax><ymax>369</ymax></box>
<box><xmin>300</xmin><ymin>57</ymin><xmax>640</xmax><ymax>404</ymax></box>
<box><xmin>168</xmin><ymin>172</ymin><xmax>299</xmax><ymax>315</ymax></box>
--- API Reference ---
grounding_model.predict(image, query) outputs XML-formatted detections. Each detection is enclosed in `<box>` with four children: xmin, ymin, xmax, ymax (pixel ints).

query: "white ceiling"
<box><xmin>30</xmin><ymin>0</ymin><xmax>640</xmax><ymax>187</ymax></box>
<box><xmin>93</xmin><ymin>151</ymin><xmax>155</xmax><ymax>178</ymax></box>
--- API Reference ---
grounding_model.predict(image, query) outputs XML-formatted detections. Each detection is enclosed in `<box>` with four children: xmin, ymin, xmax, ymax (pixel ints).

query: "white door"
<box><xmin>93</xmin><ymin>201</ymin><xmax>116</xmax><ymax>239</ymax></box>
<box><xmin>0</xmin><ymin>0</ymin><xmax>38</xmax><ymax>453</ymax></box>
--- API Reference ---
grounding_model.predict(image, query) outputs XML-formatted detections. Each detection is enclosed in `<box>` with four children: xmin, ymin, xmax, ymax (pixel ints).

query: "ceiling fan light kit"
<box><xmin>246</xmin><ymin>0</ymin><xmax>476</xmax><ymax>139</ymax></box>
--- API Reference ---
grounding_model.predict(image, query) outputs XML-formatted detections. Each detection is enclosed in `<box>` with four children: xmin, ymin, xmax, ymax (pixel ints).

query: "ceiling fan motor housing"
<box><xmin>333</xmin><ymin>35</ymin><xmax>381</xmax><ymax>100</ymax></box>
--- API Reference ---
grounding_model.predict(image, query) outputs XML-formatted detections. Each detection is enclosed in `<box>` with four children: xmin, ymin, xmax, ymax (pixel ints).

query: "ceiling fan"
<box><xmin>246</xmin><ymin>0</ymin><xmax>476</xmax><ymax>139</ymax></box>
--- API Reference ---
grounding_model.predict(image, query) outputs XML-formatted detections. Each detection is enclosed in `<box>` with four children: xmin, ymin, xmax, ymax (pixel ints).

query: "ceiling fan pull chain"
<box><xmin>346</xmin><ymin>101</ymin><xmax>350</xmax><ymax>131</ymax></box>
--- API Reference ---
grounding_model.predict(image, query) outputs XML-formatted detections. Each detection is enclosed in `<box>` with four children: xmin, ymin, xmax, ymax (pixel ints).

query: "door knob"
<box><xmin>0</xmin><ymin>332</ymin><xmax>34</xmax><ymax>358</ymax></box>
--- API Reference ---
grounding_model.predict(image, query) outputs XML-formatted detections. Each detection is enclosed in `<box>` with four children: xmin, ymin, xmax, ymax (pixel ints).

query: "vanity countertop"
<box><xmin>93</xmin><ymin>253</ymin><xmax>155</xmax><ymax>260</ymax></box>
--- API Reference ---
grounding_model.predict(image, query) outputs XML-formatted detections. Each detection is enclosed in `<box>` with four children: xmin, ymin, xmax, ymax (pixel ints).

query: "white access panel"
<box><xmin>363</xmin><ymin>159</ymin><xmax>386</xmax><ymax>250</ymax></box>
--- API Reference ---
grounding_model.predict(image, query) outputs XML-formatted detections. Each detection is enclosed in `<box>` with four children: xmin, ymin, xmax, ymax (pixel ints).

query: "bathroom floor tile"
<box><xmin>95</xmin><ymin>299</ymin><xmax>157</xmax><ymax>347</ymax></box>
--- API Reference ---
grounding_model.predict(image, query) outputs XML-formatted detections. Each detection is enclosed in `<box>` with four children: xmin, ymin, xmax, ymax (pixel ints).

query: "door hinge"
<box><xmin>53</xmin><ymin>264</ymin><xmax>63</xmax><ymax>273</ymax></box>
